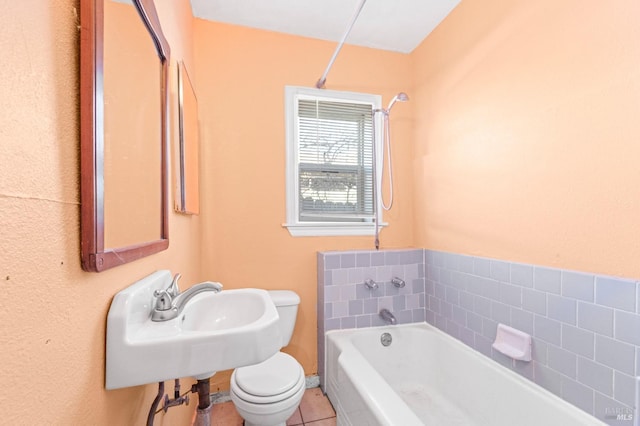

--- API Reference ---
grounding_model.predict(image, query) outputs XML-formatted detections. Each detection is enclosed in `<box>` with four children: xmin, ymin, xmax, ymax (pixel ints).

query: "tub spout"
<box><xmin>379</xmin><ymin>309</ymin><xmax>397</xmax><ymax>325</ymax></box>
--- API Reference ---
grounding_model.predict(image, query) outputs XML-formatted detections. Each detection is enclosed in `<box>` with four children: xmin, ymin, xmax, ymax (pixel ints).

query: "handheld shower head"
<box><xmin>386</xmin><ymin>92</ymin><xmax>409</xmax><ymax>112</ymax></box>
<box><xmin>373</xmin><ymin>91</ymin><xmax>408</xmax><ymax>249</ymax></box>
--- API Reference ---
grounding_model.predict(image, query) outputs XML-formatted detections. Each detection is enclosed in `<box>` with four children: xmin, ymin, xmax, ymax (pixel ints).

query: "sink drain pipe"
<box><xmin>193</xmin><ymin>378</ymin><xmax>212</xmax><ymax>426</ymax></box>
<box><xmin>195</xmin><ymin>378</ymin><xmax>211</xmax><ymax>409</ymax></box>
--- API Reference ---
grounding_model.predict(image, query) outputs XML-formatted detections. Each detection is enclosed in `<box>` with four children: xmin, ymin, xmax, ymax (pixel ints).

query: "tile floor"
<box><xmin>211</xmin><ymin>387</ymin><xmax>336</xmax><ymax>426</ymax></box>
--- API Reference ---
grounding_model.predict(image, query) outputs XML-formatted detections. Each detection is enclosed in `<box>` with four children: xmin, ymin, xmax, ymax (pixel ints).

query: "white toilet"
<box><xmin>230</xmin><ymin>290</ymin><xmax>305</xmax><ymax>426</ymax></box>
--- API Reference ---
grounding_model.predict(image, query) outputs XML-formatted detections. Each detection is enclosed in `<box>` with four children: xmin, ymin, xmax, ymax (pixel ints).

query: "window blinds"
<box><xmin>297</xmin><ymin>98</ymin><xmax>374</xmax><ymax>222</ymax></box>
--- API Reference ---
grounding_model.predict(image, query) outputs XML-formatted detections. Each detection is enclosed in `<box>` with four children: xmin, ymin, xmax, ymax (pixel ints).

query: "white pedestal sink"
<box><xmin>105</xmin><ymin>270</ymin><xmax>282</xmax><ymax>390</ymax></box>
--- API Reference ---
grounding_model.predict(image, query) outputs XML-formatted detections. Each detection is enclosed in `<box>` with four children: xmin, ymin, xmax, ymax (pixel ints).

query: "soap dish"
<box><xmin>492</xmin><ymin>323</ymin><xmax>532</xmax><ymax>361</ymax></box>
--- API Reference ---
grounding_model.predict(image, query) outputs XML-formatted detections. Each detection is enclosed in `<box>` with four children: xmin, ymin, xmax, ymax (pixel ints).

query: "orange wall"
<box><xmin>193</xmin><ymin>21</ymin><xmax>414</xmax><ymax>389</ymax></box>
<box><xmin>0</xmin><ymin>0</ymin><xmax>203</xmax><ymax>424</ymax></box>
<box><xmin>413</xmin><ymin>0</ymin><xmax>640</xmax><ymax>278</ymax></box>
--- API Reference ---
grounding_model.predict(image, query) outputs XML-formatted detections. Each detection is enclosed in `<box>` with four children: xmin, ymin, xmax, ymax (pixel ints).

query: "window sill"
<box><xmin>282</xmin><ymin>222</ymin><xmax>387</xmax><ymax>237</ymax></box>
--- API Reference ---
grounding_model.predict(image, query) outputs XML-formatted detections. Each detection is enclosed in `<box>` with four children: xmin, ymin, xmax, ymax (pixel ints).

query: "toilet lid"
<box><xmin>235</xmin><ymin>352</ymin><xmax>302</xmax><ymax>397</ymax></box>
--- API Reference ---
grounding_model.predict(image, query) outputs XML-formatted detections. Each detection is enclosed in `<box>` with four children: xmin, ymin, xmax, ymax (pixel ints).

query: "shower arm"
<box><xmin>316</xmin><ymin>0</ymin><xmax>367</xmax><ymax>89</ymax></box>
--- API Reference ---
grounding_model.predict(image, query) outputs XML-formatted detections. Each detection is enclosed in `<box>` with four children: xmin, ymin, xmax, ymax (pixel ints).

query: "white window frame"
<box><xmin>283</xmin><ymin>86</ymin><xmax>384</xmax><ymax>237</ymax></box>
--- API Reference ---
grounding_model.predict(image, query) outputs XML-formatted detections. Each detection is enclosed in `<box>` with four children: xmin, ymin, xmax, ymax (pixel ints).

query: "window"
<box><xmin>284</xmin><ymin>86</ymin><xmax>382</xmax><ymax>237</ymax></box>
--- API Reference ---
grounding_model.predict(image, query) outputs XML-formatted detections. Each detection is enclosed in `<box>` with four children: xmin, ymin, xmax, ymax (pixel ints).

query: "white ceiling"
<box><xmin>190</xmin><ymin>0</ymin><xmax>461</xmax><ymax>54</ymax></box>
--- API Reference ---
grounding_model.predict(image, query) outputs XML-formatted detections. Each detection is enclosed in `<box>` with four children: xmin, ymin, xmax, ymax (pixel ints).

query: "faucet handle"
<box><xmin>364</xmin><ymin>279</ymin><xmax>378</xmax><ymax>290</ymax></box>
<box><xmin>167</xmin><ymin>273</ymin><xmax>182</xmax><ymax>298</ymax></box>
<box><xmin>153</xmin><ymin>289</ymin><xmax>173</xmax><ymax>311</ymax></box>
<box><xmin>391</xmin><ymin>277</ymin><xmax>405</xmax><ymax>288</ymax></box>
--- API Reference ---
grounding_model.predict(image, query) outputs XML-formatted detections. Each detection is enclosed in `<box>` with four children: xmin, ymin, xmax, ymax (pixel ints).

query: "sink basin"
<box><xmin>105</xmin><ymin>270</ymin><xmax>282</xmax><ymax>390</ymax></box>
<box><xmin>181</xmin><ymin>290</ymin><xmax>267</xmax><ymax>332</ymax></box>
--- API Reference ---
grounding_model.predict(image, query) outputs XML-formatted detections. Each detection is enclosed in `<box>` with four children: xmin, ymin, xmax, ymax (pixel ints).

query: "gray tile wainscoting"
<box><xmin>317</xmin><ymin>248</ymin><xmax>425</xmax><ymax>391</ymax></box>
<box><xmin>425</xmin><ymin>249</ymin><xmax>638</xmax><ymax>425</ymax></box>
<box><xmin>317</xmin><ymin>248</ymin><xmax>640</xmax><ymax>425</ymax></box>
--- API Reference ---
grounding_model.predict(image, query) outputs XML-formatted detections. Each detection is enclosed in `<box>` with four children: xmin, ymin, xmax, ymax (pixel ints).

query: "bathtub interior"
<box><xmin>349</xmin><ymin>326</ymin><xmax>479</xmax><ymax>425</ymax></box>
<box><xmin>325</xmin><ymin>323</ymin><xmax>606</xmax><ymax>426</ymax></box>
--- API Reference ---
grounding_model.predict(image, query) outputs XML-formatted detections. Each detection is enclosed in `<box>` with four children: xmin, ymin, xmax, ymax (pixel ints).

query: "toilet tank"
<box><xmin>268</xmin><ymin>290</ymin><xmax>300</xmax><ymax>347</ymax></box>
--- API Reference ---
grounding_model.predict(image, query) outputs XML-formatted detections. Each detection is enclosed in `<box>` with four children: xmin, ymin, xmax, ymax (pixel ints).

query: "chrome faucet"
<box><xmin>151</xmin><ymin>280</ymin><xmax>223</xmax><ymax>321</ymax></box>
<box><xmin>379</xmin><ymin>308</ymin><xmax>397</xmax><ymax>325</ymax></box>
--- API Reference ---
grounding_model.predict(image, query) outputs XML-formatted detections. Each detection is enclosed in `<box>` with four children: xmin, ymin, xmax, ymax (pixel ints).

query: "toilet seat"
<box><xmin>232</xmin><ymin>352</ymin><xmax>304</xmax><ymax>404</ymax></box>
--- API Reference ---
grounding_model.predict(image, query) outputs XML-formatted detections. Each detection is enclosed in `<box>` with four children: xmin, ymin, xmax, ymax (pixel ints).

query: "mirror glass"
<box><xmin>177</xmin><ymin>62</ymin><xmax>200</xmax><ymax>214</ymax></box>
<box><xmin>80</xmin><ymin>0</ymin><xmax>170</xmax><ymax>272</ymax></box>
<box><xmin>103</xmin><ymin>0</ymin><xmax>162</xmax><ymax>246</ymax></box>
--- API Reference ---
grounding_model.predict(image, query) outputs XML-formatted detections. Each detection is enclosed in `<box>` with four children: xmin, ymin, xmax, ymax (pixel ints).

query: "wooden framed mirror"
<box><xmin>80</xmin><ymin>0</ymin><xmax>171</xmax><ymax>272</ymax></box>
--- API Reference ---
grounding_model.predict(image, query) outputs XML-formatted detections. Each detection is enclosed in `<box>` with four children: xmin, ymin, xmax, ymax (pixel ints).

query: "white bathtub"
<box><xmin>325</xmin><ymin>323</ymin><xmax>605</xmax><ymax>426</ymax></box>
